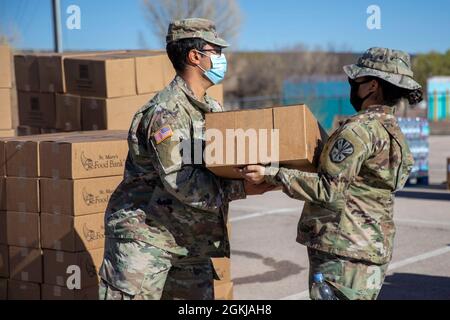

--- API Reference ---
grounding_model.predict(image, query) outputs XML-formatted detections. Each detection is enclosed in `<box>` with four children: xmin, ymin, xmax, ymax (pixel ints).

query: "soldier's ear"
<box><xmin>187</xmin><ymin>49</ymin><xmax>202</xmax><ymax>66</ymax></box>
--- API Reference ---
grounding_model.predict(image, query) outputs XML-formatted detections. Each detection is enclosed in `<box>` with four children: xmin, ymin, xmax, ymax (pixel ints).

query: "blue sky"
<box><xmin>0</xmin><ymin>0</ymin><xmax>449</xmax><ymax>53</ymax></box>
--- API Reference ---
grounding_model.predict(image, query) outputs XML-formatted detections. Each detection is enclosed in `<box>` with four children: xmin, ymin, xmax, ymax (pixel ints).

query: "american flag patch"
<box><xmin>154</xmin><ymin>125</ymin><xmax>174</xmax><ymax>144</ymax></box>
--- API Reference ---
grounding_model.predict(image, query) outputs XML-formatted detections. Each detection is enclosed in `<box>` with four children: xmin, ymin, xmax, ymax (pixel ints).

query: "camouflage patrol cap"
<box><xmin>166</xmin><ymin>18</ymin><xmax>229</xmax><ymax>47</ymax></box>
<box><xmin>343</xmin><ymin>47</ymin><xmax>421</xmax><ymax>90</ymax></box>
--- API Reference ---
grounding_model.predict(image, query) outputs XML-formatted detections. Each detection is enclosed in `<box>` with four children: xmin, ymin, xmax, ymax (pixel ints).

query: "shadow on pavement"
<box><xmin>396</xmin><ymin>190</ymin><xmax>450</xmax><ymax>201</ymax></box>
<box><xmin>231</xmin><ymin>250</ymin><xmax>305</xmax><ymax>285</ymax></box>
<box><xmin>379</xmin><ymin>273</ymin><xmax>450</xmax><ymax>300</ymax></box>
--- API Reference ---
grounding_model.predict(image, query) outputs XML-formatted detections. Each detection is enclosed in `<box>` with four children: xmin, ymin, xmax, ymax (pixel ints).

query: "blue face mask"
<box><xmin>196</xmin><ymin>50</ymin><xmax>227</xmax><ymax>85</ymax></box>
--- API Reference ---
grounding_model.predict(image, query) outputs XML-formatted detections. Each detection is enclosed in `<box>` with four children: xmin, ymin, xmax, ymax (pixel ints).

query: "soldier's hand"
<box><xmin>244</xmin><ymin>181</ymin><xmax>276</xmax><ymax>195</ymax></box>
<box><xmin>235</xmin><ymin>165</ymin><xmax>266</xmax><ymax>185</ymax></box>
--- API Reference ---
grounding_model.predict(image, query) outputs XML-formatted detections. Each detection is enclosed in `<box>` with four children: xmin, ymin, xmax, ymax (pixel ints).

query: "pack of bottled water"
<box><xmin>397</xmin><ymin>117</ymin><xmax>429</xmax><ymax>181</ymax></box>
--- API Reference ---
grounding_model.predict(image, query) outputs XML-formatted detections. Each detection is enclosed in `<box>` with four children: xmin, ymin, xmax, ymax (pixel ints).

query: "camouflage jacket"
<box><xmin>266</xmin><ymin>105</ymin><xmax>414</xmax><ymax>264</ymax></box>
<box><xmin>104</xmin><ymin>76</ymin><xmax>246</xmax><ymax>257</ymax></box>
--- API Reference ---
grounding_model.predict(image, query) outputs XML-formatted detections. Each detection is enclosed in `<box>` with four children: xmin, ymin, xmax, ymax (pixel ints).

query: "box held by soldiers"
<box><xmin>9</xmin><ymin>246</ymin><xmax>43</xmax><ymax>283</ymax></box>
<box><xmin>40</xmin><ymin>175</ymin><xmax>122</xmax><ymax>216</ymax></box>
<box><xmin>205</xmin><ymin>104</ymin><xmax>327</xmax><ymax>179</ymax></box>
<box><xmin>81</xmin><ymin>93</ymin><xmax>154</xmax><ymax>131</ymax></box>
<box><xmin>18</xmin><ymin>91</ymin><xmax>56</xmax><ymax>128</ymax></box>
<box><xmin>0</xmin><ymin>89</ymin><xmax>12</xmax><ymax>129</ymax></box>
<box><xmin>0</xmin><ymin>45</ymin><xmax>12</xmax><ymax>88</ymax></box>
<box><xmin>7</xmin><ymin>280</ymin><xmax>41</xmax><ymax>300</ymax></box>
<box><xmin>7</xmin><ymin>212</ymin><xmax>40</xmax><ymax>248</ymax></box>
<box><xmin>55</xmin><ymin>93</ymin><xmax>82</xmax><ymax>131</ymax></box>
<box><xmin>41</xmin><ymin>212</ymin><xmax>105</xmax><ymax>252</ymax></box>
<box><xmin>6</xmin><ymin>177</ymin><xmax>40</xmax><ymax>213</ymax></box>
<box><xmin>0</xmin><ymin>244</ymin><xmax>8</xmax><ymax>278</ymax></box>
<box><xmin>42</xmin><ymin>283</ymin><xmax>99</xmax><ymax>300</ymax></box>
<box><xmin>43</xmin><ymin>248</ymin><xmax>103</xmax><ymax>288</ymax></box>
<box><xmin>39</xmin><ymin>133</ymin><xmax>128</xmax><ymax>179</ymax></box>
<box><xmin>64</xmin><ymin>54</ymin><xmax>136</xmax><ymax>98</ymax></box>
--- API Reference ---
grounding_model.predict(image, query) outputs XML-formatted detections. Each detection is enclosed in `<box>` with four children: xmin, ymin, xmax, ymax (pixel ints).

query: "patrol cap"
<box><xmin>166</xmin><ymin>18</ymin><xmax>229</xmax><ymax>48</ymax></box>
<box><xmin>343</xmin><ymin>47</ymin><xmax>421</xmax><ymax>90</ymax></box>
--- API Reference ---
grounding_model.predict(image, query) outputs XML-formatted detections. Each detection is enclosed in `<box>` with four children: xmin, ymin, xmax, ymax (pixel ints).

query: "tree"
<box><xmin>141</xmin><ymin>0</ymin><xmax>242</xmax><ymax>47</ymax></box>
<box><xmin>413</xmin><ymin>50</ymin><xmax>450</xmax><ymax>89</ymax></box>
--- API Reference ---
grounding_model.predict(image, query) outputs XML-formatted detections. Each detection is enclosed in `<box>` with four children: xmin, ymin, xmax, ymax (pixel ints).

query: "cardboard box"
<box><xmin>205</xmin><ymin>105</ymin><xmax>327</xmax><ymax>179</ymax></box>
<box><xmin>39</xmin><ymin>134</ymin><xmax>128</xmax><ymax>179</ymax></box>
<box><xmin>9</xmin><ymin>246</ymin><xmax>43</xmax><ymax>283</ymax></box>
<box><xmin>7</xmin><ymin>212</ymin><xmax>40</xmax><ymax>248</ymax></box>
<box><xmin>42</xmin><ymin>284</ymin><xmax>99</xmax><ymax>300</ymax></box>
<box><xmin>38</xmin><ymin>51</ymin><xmax>126</xmax><ymax>93</ymax></box>
<box><xmin>18</xmin><ymin>91</ymin><xmax>56</xmax><ymax>128</ymax></box>
<box><xmin>0</xmin><ymin>278</ymin><xmax>6</xmax><ymax>300</ymax></box>
<box><xmin>0</xmin><ymin>212</ymin><xmax>6</xmax><ymax>244</ymax></box>
<box><xmin>41</xmin><ymin>212</ymin><xmax>105</xmax><ymax>252</ymax></box>
<box><xmin>0</xmin><ymin>45</ymin><xmax>12</xmax><ymax>88</ymax></box>
<box><xmin>7</xmin><ymin>280</ymin><xmax>40</xmax><ymax>300</ymax></box>
<box><xmin>134</xmin><ymin>53</ymin><xmax>166</xmax><ymax>94</ymax></box>
<box><xmin>17</xmin><ymin>125</ymin><xmax>41</xmax><ymax>136</ymax></box>
<box><xmin>6</xmin><ymin>178</ymin><xmax>40</xmax><ymax>213</ymax></box>
<box><xmin>4</xmin><ymin>132</ymin><xmax>85</xmax><ymax>177</ymax></box>
<box><xmin>81</xmin><ymin>93</ymin><xmax>154</xmax><ymax>131</ymax></box>
<box><xmin>0</xmin><ymin>129</ymin><xmax>15</xmax><ymax>138</ymax></box>
<box><xmin>214</xmin><ymin>281</ymin><xmax>233</xmax><ymax>300</ymax></box>
<box><xmin>0</xmin><ymin>244</ymin><xmax>8</xmax><ymax>277</ymax></box>
<box><xmin>207</xmin><ymin>85</ymin><xmax>224</xmax><ymax>106</ymax></box>
<box><xmin>43</xmin><ymin>248</ymin><xmax>103</xmax><ymax>288</ymax></box>
<box><xmin>64</xmin><ymin>54</ymin><xmax>136</xmax><ymax>98</ymax></box>
<box><xmin>162</xmin><ymin>54</ymin><xmax>176</xmax><ymax>85</ymax></box>
<box><xmin>14</xmin><ymin>54</ymin><xmax>41</xmax><ymax>92</ymax></box>
<box><xmin>212</xmin><ymin>257</ymin><xmax>231</xmax><ymax>282</ymax></box>
<box><xmin>5</xmin><ymin>137</ymin><xmax>46</xmax><ymax>177</ymax></box>
<box><xmin>40</xmin><ymin>175</ymin><xmax>122</xmax><ymax>216</ymax></box>
<box><xmin>0</xmin><ymin>179</ymin><xmax>5</xmax><ymax>211</ymax></box>
<box><xmin>0</xmin><ymin>89</ymin><xmax>12</xmax><ymax>129</ymax></box>
<box><xmin>55</xmin><ymin>93</ymin><xmax>82</xmax><ymax>131</ymax></box>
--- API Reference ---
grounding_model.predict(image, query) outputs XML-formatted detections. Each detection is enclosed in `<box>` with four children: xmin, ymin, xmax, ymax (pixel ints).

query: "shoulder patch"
<box><xmin>154</xmin><ymin>125</ymin><xmax>174</xmax><ymax>145</ymax></box>
<box><xmin>329</xmin><ymin>138</ymin><xmax>354</xmax><ymax>163</ymax></box>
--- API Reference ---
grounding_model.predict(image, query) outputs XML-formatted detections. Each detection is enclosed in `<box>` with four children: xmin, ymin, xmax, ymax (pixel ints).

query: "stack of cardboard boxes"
<box><xmin>0</xmin><ymin>45</ymin><xmax>15</xmax><ymax>138</ymax></box>
<box><xmin>0</xmin><ymin>131</ymin><xmax>128</xmax><ymax>300</ymax></box>
<box><xmin>15</xmin><ymin>50</ymin><xmax>224</xmax><ymax>135</ymax></box>
<box><xmin>1</xmin><ymin>130</ymin><xmax>233</xmax><ymax>300</ymax></box>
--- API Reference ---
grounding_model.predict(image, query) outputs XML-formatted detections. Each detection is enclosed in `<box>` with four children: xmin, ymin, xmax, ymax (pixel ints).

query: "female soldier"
<box><xmin>239</xmin><ymin>47</ymin><xmax>422</xmax><ymax>300</ymax></box>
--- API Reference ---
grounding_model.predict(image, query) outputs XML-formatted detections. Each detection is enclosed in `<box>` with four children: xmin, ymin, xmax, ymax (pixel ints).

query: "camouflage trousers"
<box><xmin>98</xmin><ymin>238</ymin><xmax>215</xmax><ymax>300</ymax></box>
<box><xmin>307</xmin><ymin>248</ymin><xmax>389</xmax><ymax>300</ymax></box>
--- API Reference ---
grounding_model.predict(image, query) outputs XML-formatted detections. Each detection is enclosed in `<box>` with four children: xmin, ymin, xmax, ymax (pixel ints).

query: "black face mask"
<box><xmin>349</xmin><ymin>78</ymin><xmax>374</xmax><ymax>112</ymax></box>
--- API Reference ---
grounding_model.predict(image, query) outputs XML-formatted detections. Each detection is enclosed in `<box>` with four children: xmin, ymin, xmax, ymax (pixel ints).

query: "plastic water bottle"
<box><xmin>310</xmin><ymin>273</ymin><xmax>338</xmax><ymax>300</ymax></box>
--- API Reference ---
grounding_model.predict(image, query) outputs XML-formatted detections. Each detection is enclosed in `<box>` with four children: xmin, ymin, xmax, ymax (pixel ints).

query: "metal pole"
<box><xmin>52</xmin><ymin>0</ymin><xmax>63</xmax><ymax>53</ymax></box>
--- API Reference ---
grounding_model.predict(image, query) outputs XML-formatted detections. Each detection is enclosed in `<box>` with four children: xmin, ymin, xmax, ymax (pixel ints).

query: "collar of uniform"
<box><xmin>359</xmin><ymin>104</ymin><xmax>395</xmax><ymax>116</ymax></box>
<box><xmin>175</xmin><ymin>75</ymin><xmax>213</xmax><ymax>114</ymax></box>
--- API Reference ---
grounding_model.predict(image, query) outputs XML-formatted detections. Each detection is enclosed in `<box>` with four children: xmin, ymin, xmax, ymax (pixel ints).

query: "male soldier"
<box><xmin>239</xmin><ymin>47</ymin><xmax>422</xmax><ymax>299</ymax></box>
<box><xmin>98</xmin><ymin>18</ymin><xmax>272</xmax><ymax>300</ymax></box>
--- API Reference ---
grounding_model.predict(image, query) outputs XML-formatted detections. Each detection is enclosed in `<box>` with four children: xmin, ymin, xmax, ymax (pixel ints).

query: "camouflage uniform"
<box><xmin>265</xmin><ymin>48</ymin><xmax>418</xmax><ymax>300</ymax></box>
<box><xmin>98</xmin><ymin>19</ymin><xmax>245</xmax><ymax>300</ymax></box>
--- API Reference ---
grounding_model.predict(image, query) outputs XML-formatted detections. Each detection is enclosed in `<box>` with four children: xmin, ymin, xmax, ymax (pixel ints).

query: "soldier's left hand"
<box><xmin>236</xmin><ymin>165</ymin><xmax>266</xmax><ymax>185</ymax></box>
